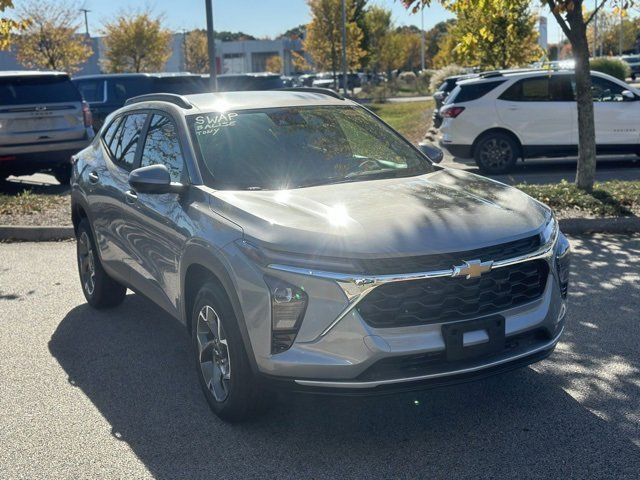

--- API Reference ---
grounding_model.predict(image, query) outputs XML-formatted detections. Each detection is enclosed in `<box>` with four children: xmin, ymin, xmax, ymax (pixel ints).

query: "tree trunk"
<box><xmin>567</xmin><ymin>8</ymin><xmax>597</xmax><ymax>191</ymax></box>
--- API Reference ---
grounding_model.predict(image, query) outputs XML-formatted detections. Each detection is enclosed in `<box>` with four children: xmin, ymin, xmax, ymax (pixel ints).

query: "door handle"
<box><xmin>88</xmin><ymin>171</ymin><xmax>99</xmax><ymax>183</ymax></box>
<box><xmin>125</xmin><ymin>190</ymin><xmax>138</xmax><ymax>204</ymax></box>
<box><xmin>507</xmin><ymin>106</ymin><xmax>519</xmax><ymax>111</ymax></box>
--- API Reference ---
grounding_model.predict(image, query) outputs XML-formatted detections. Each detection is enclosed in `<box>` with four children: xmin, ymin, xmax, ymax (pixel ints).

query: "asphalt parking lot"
<box><xmin>1</xmin><ymin>235</ymin><xmax>639</xmax><ymax>479</ymax></box>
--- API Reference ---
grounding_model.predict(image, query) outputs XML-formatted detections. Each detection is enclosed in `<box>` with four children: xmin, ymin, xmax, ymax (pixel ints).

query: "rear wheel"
<box><xmin>76</xmin><ymin>219</ymin><xmax>127</xmax><ymax>308</ymax></box>
<box><xmin>192</xmin><ymin>281</ymin><xmax>270</xmax><ymax>422</ymax></box>
<box><xmin>474</xmin><ymin>132</ymin><xmax>519</xmax><ymax>174</ymax></box>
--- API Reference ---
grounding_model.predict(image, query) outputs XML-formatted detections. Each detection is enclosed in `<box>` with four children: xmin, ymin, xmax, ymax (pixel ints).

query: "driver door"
<box><xmin>589</xmin><ymin>75</ymin><xmax>640</xmax><ymax>145</ymax></box>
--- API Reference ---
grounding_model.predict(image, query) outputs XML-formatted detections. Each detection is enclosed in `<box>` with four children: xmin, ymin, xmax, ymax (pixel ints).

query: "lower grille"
<box><xmin>357</xmin><ymin>260</ymin><xmax>549</xmax><ymax>328</ymax></box>
<box><xmin>356</xmin><ymin>328</ymin><xmax>551</xmax><ymax>382</ymax></box>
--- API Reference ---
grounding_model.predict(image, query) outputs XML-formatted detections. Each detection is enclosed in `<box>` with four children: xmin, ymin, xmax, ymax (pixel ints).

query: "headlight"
<box><xmin>264</xmin><ymin>275</ymin><xmax>308</xmax><ymax>354</ymax></box>
<box><xmin>540</xmin><ymin>214</ymin><xmax>558</xmax><ymax>247</ymax></box>
<box><xmin>555</xmin><ymin>233</ymin><xmax>571</xmax><ymax>299</ymax></box>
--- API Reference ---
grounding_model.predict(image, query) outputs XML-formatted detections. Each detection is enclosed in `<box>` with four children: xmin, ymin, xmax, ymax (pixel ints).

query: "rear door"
<box><xmin>0</xmin><ymin>74</ymin><xmax>86</xmax><ymax>147</ymax></box>
<box><xmin>88</xmin><ymin>112</ymin><xmax>148</xmax><ymax>280</ymax></box>
<box><xmin>496</xmin><ymin>74</ymin><xmax>576</xmax><ymax>147</ymax></box>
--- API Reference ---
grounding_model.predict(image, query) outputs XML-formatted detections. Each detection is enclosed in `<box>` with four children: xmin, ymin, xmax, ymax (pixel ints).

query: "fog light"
<box><xmin>264</xmin><ymin>276</ymin><xmax>308</xmax><ymax>353</ymax></box>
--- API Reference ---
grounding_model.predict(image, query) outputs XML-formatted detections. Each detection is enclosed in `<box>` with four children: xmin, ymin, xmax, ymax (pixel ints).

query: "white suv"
<box><xmin>439</xmin><ymin>69</ymin><xmax>640</xmax><ymax>173</ymax></box>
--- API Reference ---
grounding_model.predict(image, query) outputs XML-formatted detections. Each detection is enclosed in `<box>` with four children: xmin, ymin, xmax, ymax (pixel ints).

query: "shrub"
<box><xmin>419</xmin><ymin>69</ymin><xmax>435</xmax><ymax>90</ymax></box>
<box><xmin>429</xmin><ymin>64</ymin><xmax>466</xmax><ymax>92</ymax></box>
<box><xmin>590</xmin><ymin>57</ymin><xmax>631</xmax><ymax>81</ymax></box>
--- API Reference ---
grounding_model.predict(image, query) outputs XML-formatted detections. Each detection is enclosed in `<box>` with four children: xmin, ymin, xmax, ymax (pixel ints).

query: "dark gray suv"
<box><xmin>71</xmin><ymin>90</ymin><xmax>570</xmax><ymax>422</ymax></box>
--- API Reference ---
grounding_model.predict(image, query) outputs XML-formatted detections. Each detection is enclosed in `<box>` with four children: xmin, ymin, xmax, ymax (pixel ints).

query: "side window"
<box><xmin>102</xmin><ymin>116</ymin><xmax>121</xmax><ymax>148</ymax></box>
<box><xmin>500</xmin><ymin>77</ymin><xmax>550</xmax><ymax>101</ymax></box>
<box><xmin>549</xmin><ymin>75</ymin><xmax>575</xmax><ymax>101</ymax></box>
<box><xmin>110</xmin><ymin>113</ymin><xmax>147</xmax><ymax>169</ymax></box>
<box><xmin>140</xmin><ymin>114</ymin><xmax>186</xmax><ymax>182</ymax></box>
<box><xmin>451</xmin><ymin>80</ymin><xmax>505</xmax><ymax>103</ymax></box>
<box><xmin>591</xmin><ymin>76</ymin><xmax>626</xmax><ymax>102</ymax></box>
<box><xmin>76</xmin><ymin>79</ymin><xmax>105</xmax><ymax>103</ymax></box>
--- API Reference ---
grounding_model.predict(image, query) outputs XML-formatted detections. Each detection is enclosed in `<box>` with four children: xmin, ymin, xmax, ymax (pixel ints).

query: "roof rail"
<box><xmin>279</xmin><ymin>87</ymin><xmax>345</xmax><ymax>100</ymax></box>
<box><xmin>125</xmin><ymin>93</ymin><xmax>193</xmax><ymax>109</ymax></box>
<box><xmin>478</xmin><ymin>71</ymin><xmax>503</xmax><ymax>78</ymax></box>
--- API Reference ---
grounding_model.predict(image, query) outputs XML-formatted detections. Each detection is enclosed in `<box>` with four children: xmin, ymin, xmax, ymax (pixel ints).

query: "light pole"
<box><xmin>341</xmin><ymin>0</ymin><xmax>348</xmax><ymax>96</ymax></box>
<box><xmin>420</xmin><ymin>3</ymin><xmax>425</xmax><ymax>71</ymax></box>
<box><xmin>205</xmin><ymin>0</ymin><xmax>218</xmax><ymax>91</ymax></box>
<box><xmin>593</xmin><ymin>0</ymin><xmax>598</xmax><ymax>57</ymax></box>
<box><xmin>80</xmin><ymin>8</ymin><xmax>90</xmax><ymax>37</ymax></box>
<box><xmin>620</xmin><ymin>6</ymin><xmax>624</xmax><ymax>56</ymax></box>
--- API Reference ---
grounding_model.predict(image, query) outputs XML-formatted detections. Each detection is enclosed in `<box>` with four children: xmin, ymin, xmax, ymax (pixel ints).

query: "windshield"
<box><xmin>188</xmin><ymin>105</ymin><xmax>433</xmax><ymax>190</ymax></box>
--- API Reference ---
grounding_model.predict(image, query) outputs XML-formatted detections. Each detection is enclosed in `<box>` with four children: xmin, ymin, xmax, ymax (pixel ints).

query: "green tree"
<box><xmin>423</xmin><ymin>19</ymin><xmax>455</xmax><ymax>68</ymax></box>
<box><xmin>362</xmin><ymin>5</ymin><xmax>392</xmax><ymax>72</ymax></box>
<box><xmin>102</xmin><ymin>11</ymin><xmax>172</xmax><ymax>73</ymax></box>
<box><xmin>587</xmin><ymin>9</ymin><xmax>637</xmax><ymax>56</ymax></box>
<box><xmin>184</xmin><ymin>29</ymin><xmax>208</xmax><ymax>73</ymax></box>
<box><xmin>441</xmin><ymin>0</ymin><xmax>541</xmax><ymax>69</ymax></box>
<box><xmin>304</xmin><ymin>0</ymin><xmax>366</xmax><ymax>81</ymax></box>
<box><xmin>14</xmin><ymin>0</ymin><xmax>92</xmax><ymax>73</ymax></box>
<box><xmin>404</xmin><ymin>0</ymin><xmax>635</xmax><ymax>191</ymax></box>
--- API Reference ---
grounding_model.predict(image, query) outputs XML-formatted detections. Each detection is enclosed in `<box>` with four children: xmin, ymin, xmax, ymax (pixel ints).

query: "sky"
<box><xmin>53</xmin><ymin>0</ymin><xmax>571</xmax><ymax>43</ymax></box>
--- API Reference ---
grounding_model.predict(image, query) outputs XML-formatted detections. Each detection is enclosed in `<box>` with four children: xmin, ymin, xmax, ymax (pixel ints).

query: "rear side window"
<box><xmin>102</xmin><ymin>117</ymin><xmax>121</xmax><ymax>147</ymax></box>
<box><xmin>109</xmin><ymin>113</ymin><xmax>147</xmax><ymax>169</ymax></box>
<box><xmin>450</xmin><ymin>80</ymin><xmax>505</xmax><ymax>103</ymax></box>
<box><xmin>75</xmin><ymin>79</ymin><xmax>105</xmax><ymax>103</ymax></box>
<box><xmin>500</xmin><ymin>77</ymin><xmax>549</xmax><ymax>101</ymax></box>
<box><xmin>0</xmin><ymin>75</ymin><xmax>81</xmax><ymax>105</ymax></box>
<box><xmin>501</xmin><ymin>76</ymin><xmax>575</xmax><ymax>102</ymax></box>
<box><xmin>140</xmin><ymin>114</ymin><xmax>186</xmax><ymax>182</ymax></box>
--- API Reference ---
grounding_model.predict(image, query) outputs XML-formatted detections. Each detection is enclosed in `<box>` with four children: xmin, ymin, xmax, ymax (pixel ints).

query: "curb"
<box><xmin>0</xmin><ymin>225</ymin><xmax>74</xmax><ymax>242</ymax></box>
<box><xmin>0</xmin><ymin>218</ymin><xmax>639</xmax><ymax>242</ymax></box>
<box><xmin>558</xmin><ymin>217</ymin><xmax>640</xmax><ymax>234</ymax></box>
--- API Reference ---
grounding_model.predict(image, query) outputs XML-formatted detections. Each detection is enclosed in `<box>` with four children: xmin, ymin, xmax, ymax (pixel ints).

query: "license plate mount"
<box><xmin>442</xmin><ymin>316</ymin><xmax>505</xmax><ymax>362</ymax></box>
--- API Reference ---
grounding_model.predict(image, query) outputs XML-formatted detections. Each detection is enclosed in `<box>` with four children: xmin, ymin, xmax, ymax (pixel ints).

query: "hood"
<box><xmin>207</xmin><ymin>168</ymin><xmax>550</xmax><ymax>259</ymax></box>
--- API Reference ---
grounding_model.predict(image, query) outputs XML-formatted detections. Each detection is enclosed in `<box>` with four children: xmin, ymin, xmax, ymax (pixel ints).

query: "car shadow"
<box><xmin>48</xmin><ymin>235</ymin><xmax>640</xmax><ymax>479</ymax></box>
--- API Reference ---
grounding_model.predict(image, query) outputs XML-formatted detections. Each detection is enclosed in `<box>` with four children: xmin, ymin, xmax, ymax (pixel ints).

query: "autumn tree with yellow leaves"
<box><xmin>102</xmin><ymin>11</ymin><xmax>172</xmax><ymax>73</ymax></box>
<box><xmin>304</xmin><ymin>0</ymin><xmax>366</xmax><ymax>82</ymax></box>
<box><xmin>14</xmin><ymin>0</ymin><xmax>92</xmax><ymax>74</ymax></box>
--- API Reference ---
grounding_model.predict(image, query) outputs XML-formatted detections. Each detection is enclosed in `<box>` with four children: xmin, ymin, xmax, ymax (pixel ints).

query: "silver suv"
<box><xmin>71</xmin><ymin>90</ymin><xmax>570</xmax><ymax>422</ymax></box>
<box><xmin>0</xmin><ymin>71</ymin><xmax>94</xmax><ymax>183</ymax></box>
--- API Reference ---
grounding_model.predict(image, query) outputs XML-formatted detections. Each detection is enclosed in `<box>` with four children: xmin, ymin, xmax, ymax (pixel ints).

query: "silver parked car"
<box><xmin>71</xmin><ymin>89</ymin><xmax>570</xmax><ymax>422</ymax></box>
<box><xmin>0</xmin><ymin>71</ymin><xmax>94</xmax><ymax>183</ymax></box>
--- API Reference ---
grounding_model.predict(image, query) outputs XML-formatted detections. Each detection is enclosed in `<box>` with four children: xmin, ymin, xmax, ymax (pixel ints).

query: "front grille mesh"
<box><xmin>357</xmin><ymin>260</ymin><xmax>549</xmax><ymax>328</ymax></box>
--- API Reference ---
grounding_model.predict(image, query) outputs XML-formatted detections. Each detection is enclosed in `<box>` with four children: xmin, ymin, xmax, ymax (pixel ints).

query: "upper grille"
<box><xmin>357</xmin><ymin>260</ymin><xmax>549</xmax><ymax>328</ymax></box>
<box><xmin>354</xmin><ymin>235</ymin><xmax>540</xmax><ymax>275</ymax></box>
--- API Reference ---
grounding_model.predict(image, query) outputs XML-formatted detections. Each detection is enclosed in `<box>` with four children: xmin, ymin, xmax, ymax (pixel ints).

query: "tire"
<box><xmin>76</xmin><ymin>219</ymin><xmax>127</xmax><ymax>308</ymax></box>
<box><xmin>54</xmin><ymin>166</ymin><xmax>71</xmax><ymax>185</ymax></box>
<box><xmin>474</xmin><ymin>132</ymin><xmax>519</xmax><ymax>174</ymax></box>
<box><xmin>192</xmin><ymin>281</ymin><xmax>270</xmax><ymax>422</ymax></box>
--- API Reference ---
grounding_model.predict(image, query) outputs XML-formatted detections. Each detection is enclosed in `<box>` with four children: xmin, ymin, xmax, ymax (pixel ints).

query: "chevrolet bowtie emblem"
<box><xmin>452</xmin><ymin>259</ymin><xmax>494</xmax><ymax>279</ymax></box>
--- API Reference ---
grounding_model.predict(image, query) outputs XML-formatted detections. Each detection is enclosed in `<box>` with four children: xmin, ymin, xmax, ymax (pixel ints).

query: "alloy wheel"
<box><xmin>196</xmin><ymin>305</ymin><xmax>231</xmax><ymax>402</ymax></box>
<box><xmin>78</xmin><ymin>231</ymin><xmax>96</xmax><ymax>296</ymax></box>
<box><xmin>479</xmin><ymin>138</ymin><xmax>513</xmax><ymax>169</ymax></box>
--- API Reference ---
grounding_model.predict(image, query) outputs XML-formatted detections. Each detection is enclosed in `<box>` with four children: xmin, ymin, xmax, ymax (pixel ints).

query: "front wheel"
<box><xmin>54</xmin><ymin>166</ymin><xmax>71</xmax><ymax>185</ymax></box>
<box><xmin>76</xmin><ymin>219</ymin><xmax>127</xmax><ymax>308</ymax></box>
<box><xmin>474</xmin><ymin>133</ymin><xmax>519</xmax><ymax>174</ymax></box>
<box><xmin>192</xmin><ymin>282</ymin><xmax>270</xmax><ymax>422</ymax></box>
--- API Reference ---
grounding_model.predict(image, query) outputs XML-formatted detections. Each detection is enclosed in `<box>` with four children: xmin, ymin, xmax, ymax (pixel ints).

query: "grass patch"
<box><xmin>0</xmin><ymin>190</ymin><xmax>69</xmax><ymax>216</ymax></box>
<box><xmin>517</xmin><ymin>180</ymin><xmax>640</xmax><ymax>217</ymax></box>
<box><xmin>368</xmin><ymin>100</ymin><xmax>433</xmax><ymax>144</ymax></box>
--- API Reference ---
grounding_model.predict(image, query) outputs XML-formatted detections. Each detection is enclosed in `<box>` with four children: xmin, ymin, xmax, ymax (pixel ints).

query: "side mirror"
<box><xmin>418</xmin><ymin>141</ymin><xmax>444</xmax><ymax>164</ymax></box>
<box><xmin>622</xmin><ymin>90</ymin><xmax>636</xmax><ymax>101</ymax></box>
<box><xmin>128</xmin><ymin>164</ymin><xmax>186</xmax><ymax>194</ymax></box>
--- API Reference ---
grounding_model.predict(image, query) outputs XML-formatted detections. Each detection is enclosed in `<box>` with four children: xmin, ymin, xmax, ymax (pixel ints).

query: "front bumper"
<box><xmin>224</xmin><ymin>230</ymin><xmax>569</xmax><ymax>393</ymax></box>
